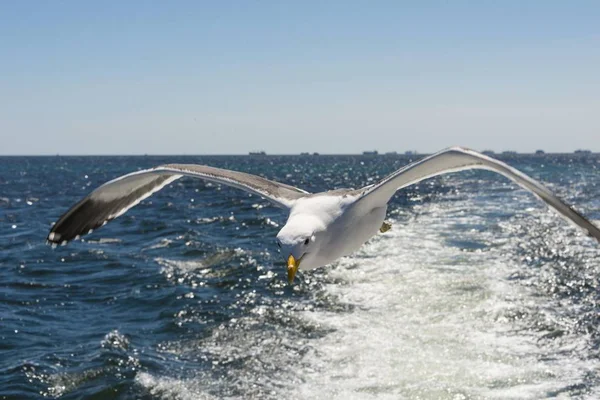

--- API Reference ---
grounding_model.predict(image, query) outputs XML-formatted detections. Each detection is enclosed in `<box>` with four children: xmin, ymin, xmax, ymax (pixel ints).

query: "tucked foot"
<box><xmin>379</xmin><ymin>221</ymin><xmax>392</xmax><ymax>233</ymax></box>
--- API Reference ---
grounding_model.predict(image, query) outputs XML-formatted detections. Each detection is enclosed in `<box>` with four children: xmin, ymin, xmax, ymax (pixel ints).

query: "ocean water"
<box><xmin>1</xmin><ymin>153</ymin><xmax>600</xmax><ymax>400</ymax></box>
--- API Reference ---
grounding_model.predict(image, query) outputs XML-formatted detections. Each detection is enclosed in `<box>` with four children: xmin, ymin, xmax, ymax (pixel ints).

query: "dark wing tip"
<box><xmin>47</xmin><ymin>172</ymin><xmax>180</xmax><ymax>247</ymax></box>
<box><xmin>566</xmin><ymin>205</ymin><xmax>600</xmax><ymax>244</ymax></box>
<box><xmin>47</xmin><ymin>197</ymin><xmax>116</xmax><ymax>246</ymax></box>
<box><xmin>587</xmin><ymin>226</ymin><xmax>600</xmax><ymax>243</ymax></box>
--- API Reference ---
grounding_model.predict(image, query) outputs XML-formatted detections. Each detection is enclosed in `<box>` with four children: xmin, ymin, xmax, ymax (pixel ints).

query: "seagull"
<box><xmin>48</xmin><ymin>147</ymin><xmax>600</xmax><ymax>283</ymax></box>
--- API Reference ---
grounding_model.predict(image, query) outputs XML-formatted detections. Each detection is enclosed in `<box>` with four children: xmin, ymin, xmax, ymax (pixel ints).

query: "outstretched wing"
<box><xmin>48</xmin><ymin>163</ymin><xmax>309</xmax><ymax>245</ymax></box>
<box><xmin>356</xmin><ymin>147</ymin><xmax>600</xmax><ymax>242</ymax></box>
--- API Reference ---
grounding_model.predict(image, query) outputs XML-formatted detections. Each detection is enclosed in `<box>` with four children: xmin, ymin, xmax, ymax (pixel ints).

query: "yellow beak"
<box><xmin>287</xmin><ymin>254</ymin><xmax>299</xmax><ymax>284</ymax></box>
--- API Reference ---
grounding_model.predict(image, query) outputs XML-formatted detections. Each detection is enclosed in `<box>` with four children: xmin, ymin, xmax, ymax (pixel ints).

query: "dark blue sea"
<box><xmin>1</xmin><ymin>154</ymin><xmax>600</xmax><ymax>399</ymax></box>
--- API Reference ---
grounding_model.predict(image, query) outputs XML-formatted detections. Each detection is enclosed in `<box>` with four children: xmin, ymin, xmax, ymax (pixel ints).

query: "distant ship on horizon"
<box><xmin>249</xmin><ymin>151</ymin><xmax>267</xmax><ymax>156</ymax></box>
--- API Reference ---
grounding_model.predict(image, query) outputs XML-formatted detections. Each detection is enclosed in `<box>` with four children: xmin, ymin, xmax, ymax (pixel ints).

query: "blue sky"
<box><xmin>1</xmin><ymin>1</ymin><xmax>599</xmax><ymax>154</ymax></box>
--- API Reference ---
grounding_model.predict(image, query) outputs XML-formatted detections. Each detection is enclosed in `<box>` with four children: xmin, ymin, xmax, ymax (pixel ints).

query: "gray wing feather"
<box><xmin>357</xmin><ymin>147</ymin><xmax>600</xmax><ymax>242</ymax></box>
<box><xmin>48</xmin><ymin>164</ymin><xmax>308</xmax><ymax>244</ymax></box>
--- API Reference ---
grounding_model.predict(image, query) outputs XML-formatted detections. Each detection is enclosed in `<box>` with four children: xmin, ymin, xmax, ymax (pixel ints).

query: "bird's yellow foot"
<box><xmin>379</xmin><ymin>221</ymin><xmax>392</xmax><ymax>233</ymax></box>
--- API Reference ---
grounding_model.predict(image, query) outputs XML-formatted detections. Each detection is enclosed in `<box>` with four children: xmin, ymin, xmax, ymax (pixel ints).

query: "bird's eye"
<box><xmin>304</xmin><ymin>238</ymin><xmax>310</xmax><ymax>245</ymax></box>
<box><xmin>277</xmin><ymin>241</ymin><xmax>281</xmax><ymax>248</ymax></box>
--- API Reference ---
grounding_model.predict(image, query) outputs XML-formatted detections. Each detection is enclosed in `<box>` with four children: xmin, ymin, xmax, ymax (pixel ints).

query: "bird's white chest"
<box><xmin>287</xmin><ymin>195</ymin><xmax>387</xmax><ymax>270</ymax></box>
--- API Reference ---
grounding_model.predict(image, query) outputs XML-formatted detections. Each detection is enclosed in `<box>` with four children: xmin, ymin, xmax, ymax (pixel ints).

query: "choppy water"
<box><xmin>1</xmin><ymin>153</ymin><xmax>600</xmax><ymax>399</ymax></box>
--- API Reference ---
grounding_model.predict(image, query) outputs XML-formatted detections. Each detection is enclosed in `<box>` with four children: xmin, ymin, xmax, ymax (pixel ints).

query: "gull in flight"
<box><xmin>48</xmin><ymin>147</ymin><xmax>600</xmax><ymax>283</ymax></box>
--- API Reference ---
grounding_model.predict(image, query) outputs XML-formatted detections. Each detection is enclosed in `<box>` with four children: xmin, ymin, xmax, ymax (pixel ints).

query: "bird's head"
<box><xmin>276</xmin><ymin>214</ymin><xmax>325</xmax><ymax>283</ymax></box>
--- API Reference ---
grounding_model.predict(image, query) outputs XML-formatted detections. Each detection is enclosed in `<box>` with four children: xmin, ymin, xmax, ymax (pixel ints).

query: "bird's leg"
<box><xmin>379</xmin><ymin>221</ymin><xmax>392</xmax><ymax>233</ymax></box>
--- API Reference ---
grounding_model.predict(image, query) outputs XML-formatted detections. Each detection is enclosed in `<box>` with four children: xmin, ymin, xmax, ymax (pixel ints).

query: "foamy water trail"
<box><xmin>137</xmin><ymin>199</ymin><xmax>599</xmax><ymax>399</ymax></box>
<box><xmin>290</xmin><ymin>204</ymin><xmax>598</xmax><ymax>399</ymax></box>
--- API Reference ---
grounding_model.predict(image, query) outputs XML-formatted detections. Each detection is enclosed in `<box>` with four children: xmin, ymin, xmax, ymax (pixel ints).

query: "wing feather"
<box><xmin>48</xmin><ymin>164</ymin><xmax>308</xmax><ymax>244</ymax></box>
<box><xmin>356</xmin><ymin>147</ymin><xmax>600</xmax><ymax>242</ymax></box>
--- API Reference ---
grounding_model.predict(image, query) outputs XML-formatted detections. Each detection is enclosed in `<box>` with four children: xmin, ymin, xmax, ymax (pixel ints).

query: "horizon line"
<box><xmin>0</xmin><ymin>151</ymin><xmax>598</xmax><ymax>157</ymax></box>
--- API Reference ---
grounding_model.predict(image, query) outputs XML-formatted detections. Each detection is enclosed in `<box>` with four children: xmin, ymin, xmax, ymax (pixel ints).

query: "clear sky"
<box><xmin>1</xmin><ymin>1</ymin><xmax>599</xmax><ymax>155</ymax></box>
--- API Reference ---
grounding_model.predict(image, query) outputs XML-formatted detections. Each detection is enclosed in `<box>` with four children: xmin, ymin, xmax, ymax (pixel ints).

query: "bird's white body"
<box><xmin>279</xmin><ymin>193</ymin><xmax>388</xmax><ymax>271</ymax></box>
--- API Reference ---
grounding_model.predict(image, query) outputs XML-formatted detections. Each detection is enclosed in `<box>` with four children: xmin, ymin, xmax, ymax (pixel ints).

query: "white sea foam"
<box><xmin>135</xmin><ymin>372</ymin><xmax>218</xmax><ymax>400</ymax></box>
<box><xmin>288</xmin><ymin>202</ymin><xmax>598</xmax><ymax>399</ymax></box>
<box><xmin>137</xmin><ymin>198</ymin><xmax>599</xmax><ymax>399</ymax></box>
